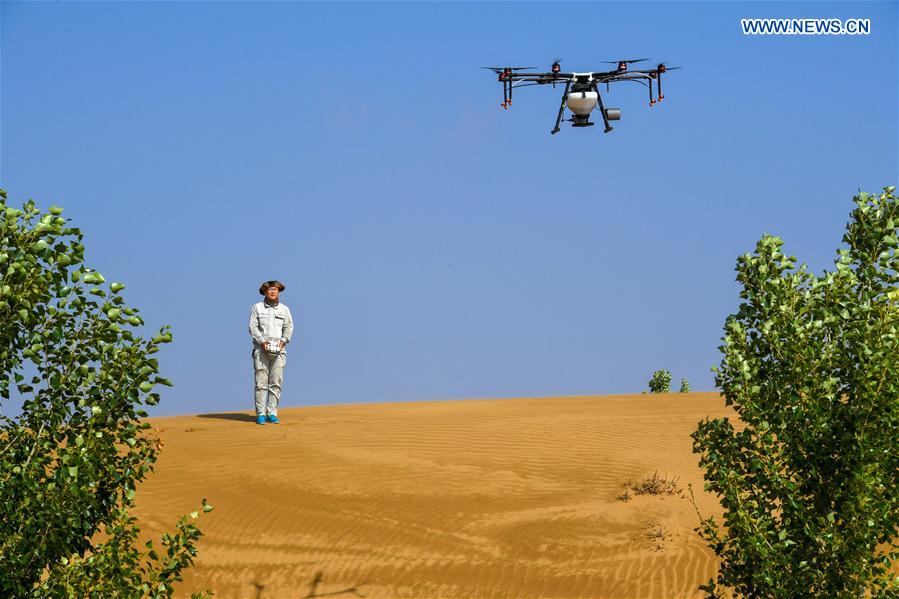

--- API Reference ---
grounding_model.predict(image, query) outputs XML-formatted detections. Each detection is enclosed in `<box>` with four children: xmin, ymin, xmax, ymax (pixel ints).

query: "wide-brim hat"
<box><xmin>259</xmin><ymin>280</ymin><xmax>286</xmax><ymax>295</ymax></box>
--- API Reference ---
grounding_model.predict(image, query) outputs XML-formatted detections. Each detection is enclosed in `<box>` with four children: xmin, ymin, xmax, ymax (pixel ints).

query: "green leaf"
<box><xmin>83</xmin><ymin>271</ymin><xmax>105</xmax><ymax>284</ymax></box>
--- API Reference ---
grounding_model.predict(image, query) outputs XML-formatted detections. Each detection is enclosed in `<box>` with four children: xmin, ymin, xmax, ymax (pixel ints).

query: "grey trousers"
<box><xmin>253</xmin><ymin>348</ymin><xmax>286</xmax><ymax>416</ymax></box>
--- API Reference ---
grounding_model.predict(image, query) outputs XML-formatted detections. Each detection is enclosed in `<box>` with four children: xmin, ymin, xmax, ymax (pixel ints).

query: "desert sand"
<box><xmin>137</xmin><ymin>392</ymin><xmax>733</xmax><ymax>599</ymax></box>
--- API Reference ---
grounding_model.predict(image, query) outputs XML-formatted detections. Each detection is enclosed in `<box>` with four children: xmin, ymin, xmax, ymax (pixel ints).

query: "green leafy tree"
<box><xmin>648</xmin><ymin>369</ymin><xmax>672</xmax><ymax>393</ymax></box>
<box><xmin>679</xmin><ymin>378</ymin><xmax>691</xmax><ymax>393</ymax></box>
<box><xmin>692</xmin><ymin>187</ymin><xmax>899</xmax><ymax>597</ymax></box>
<box><xmin>0</xmin><ymin>190</ymin><xmax>211</xmax><ymax>597</ymax></box>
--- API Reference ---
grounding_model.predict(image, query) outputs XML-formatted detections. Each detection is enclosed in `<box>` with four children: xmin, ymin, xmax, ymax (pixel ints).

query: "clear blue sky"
<box><xmin>2</xmin><ymin>2</ymin><xmax>896</xmax><ymax>416</ymax></box>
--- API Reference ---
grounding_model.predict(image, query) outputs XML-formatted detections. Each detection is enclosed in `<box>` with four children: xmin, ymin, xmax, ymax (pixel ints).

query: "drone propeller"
<box><xmin>481</xmin><ymin>66</ymin><xmax>536</xmax><ymax>73</ymax></box>
<box><xmin>603</xmin><ymin>58</ymin><xmax>649</xmax><ymax>72</ymax></box>
<box><xmin>602</xmin><ymin>58</ymin><xmax>648</xmax><ymax>64</ymax></box>
<box><xmin>653</xmin><ymin>63</ymin><xmax>682</xmax><ymax>73</ymax></box>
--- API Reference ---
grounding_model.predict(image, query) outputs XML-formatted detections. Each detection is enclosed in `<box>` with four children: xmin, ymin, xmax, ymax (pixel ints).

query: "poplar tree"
<box><xmin>693</xmin><ymin>187</ymin><xmax>899</xmax><ymax>597</ymax></box>
<box><xmin>0</xmin><ymin>190</ymin><xmax>211</xmax><ymax>597</ymax></box>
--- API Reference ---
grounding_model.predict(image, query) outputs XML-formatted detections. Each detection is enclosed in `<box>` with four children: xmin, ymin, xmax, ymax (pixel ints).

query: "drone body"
<box><xmin>483</xmin><ymin>60</ymin><xmax>679</xmax><ymax>135</ymax></box>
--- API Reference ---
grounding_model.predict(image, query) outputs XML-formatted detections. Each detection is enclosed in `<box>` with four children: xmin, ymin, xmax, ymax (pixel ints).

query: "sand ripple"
<box><xmin>137</xmin><ymin>393</ymin><xmax>729</xmax><ymax>598</ymax></box>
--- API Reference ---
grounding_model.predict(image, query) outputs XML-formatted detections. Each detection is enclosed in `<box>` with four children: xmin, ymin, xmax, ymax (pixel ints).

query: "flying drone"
<box><xmin>483</xmin><ymin>59</ymin><xmax>680</xmax><ymax>135</ymax></box>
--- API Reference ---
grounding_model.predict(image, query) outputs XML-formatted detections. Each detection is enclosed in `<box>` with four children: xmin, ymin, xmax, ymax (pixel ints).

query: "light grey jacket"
<box><xmin>249</xmin><ymin>301</ymin><xmax>294</xmax><ymax>350</ymax></box>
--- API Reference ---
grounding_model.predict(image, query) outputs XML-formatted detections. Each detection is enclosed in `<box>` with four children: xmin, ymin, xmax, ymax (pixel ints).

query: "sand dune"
<box><xmin>137</xmin><ymin>393</ymin><xmax>732</xmax><ymax>598</ymax></box>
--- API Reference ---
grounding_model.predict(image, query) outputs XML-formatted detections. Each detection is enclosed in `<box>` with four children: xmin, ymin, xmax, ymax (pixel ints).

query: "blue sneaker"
<box><xmin>267</xmin><ymin>414</ymin><xmax>280</xmax><ymax>424</ymax></box>
<box><xmin>256</xmin><ymin>415</ymin><xmax>266</xmax><ymax>425</ymax></box>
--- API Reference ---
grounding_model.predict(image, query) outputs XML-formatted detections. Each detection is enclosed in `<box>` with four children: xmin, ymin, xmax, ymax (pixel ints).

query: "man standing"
<box><xmin>249</xmin><ymin>280</ymin><xmax>294</xmax><ymax>425</ymax></box>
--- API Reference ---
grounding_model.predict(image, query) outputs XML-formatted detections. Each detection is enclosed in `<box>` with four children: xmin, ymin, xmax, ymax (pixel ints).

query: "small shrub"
<box><xmin>648</xmin><ymin>369</ymin><xmax>672</xmax><ymax>393</ymax></box>
<box><xmin>646</xmin><ymin>522</ymin><xmax>671</xmax><ymax>551</ymax></box>
<box><xmin>625</xmin><ymin>471</ymin><xmax>681</xmax><ymax>496</ymax></box>
<box><xmin>679</xmin><ymin>378</ymin><xmax>691</xmax><ymax>393</ymax></box>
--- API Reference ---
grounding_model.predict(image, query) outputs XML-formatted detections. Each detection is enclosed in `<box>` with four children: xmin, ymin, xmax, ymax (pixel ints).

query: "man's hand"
<box><xmin>262</xmin><ymin>341</ymin><xmax>269</xmax><ymax>352</ymax></box>
<box><xmin>279</xmin><ymin>340</ymin><xmax>285</xmax><ymax>350</ymax></box>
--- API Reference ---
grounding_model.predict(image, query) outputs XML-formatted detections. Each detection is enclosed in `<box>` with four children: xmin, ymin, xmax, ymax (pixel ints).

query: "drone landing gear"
<box><xmin>550</xmin><ymin>80</ymin><xmax>572</xmax><ymax>135</ymax></box>
<box><xmin>593</xmin><ymin>85</ymin><xmax>614</xmax><ymax>133</ymax></box>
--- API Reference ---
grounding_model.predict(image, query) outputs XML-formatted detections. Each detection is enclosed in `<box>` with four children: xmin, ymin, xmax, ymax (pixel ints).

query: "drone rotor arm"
<box><xmin>510</xmin><ymin>82</ymin><xmax>550</xmax><ymax>89</ymax></box>
<box><xmin>600</xmin><ymin>71</ymin><xmax>651</xmax><ymax>81</ymax></box>
<box><xmin>591</xmin><ymin>69</ymin><xmax>624</xmax><ymax>79</ymax></box>
<box><xmin>610</xmin><ymin>73</ymin><xmax>656</xmax><ymax>104</ymax></box>
<box><xmin>611</xmin><ymin>78</ymin><xmax>648</xmax><ymax>87</ymax></box>
<box><xmin>489</xmin><ymin>70</ymin><xmax>567</xmax><ymax>108</ymax></box>
<box><xmin>507</xmin><ymin>72</ymin><xmax>566</xmax><ymax>81</ymax></box>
